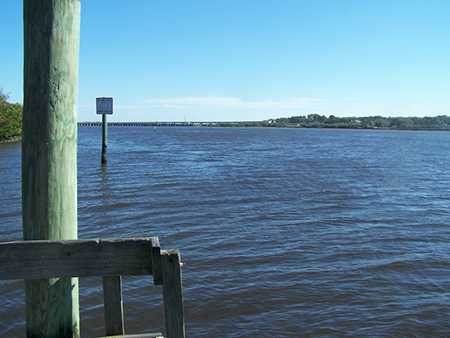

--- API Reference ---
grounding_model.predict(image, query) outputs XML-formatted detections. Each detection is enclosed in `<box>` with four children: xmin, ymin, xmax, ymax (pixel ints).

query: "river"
<box><xmin>1</xmin><ymin>127</ymin><xmax>450</xmax><ymax>337</ymax></box>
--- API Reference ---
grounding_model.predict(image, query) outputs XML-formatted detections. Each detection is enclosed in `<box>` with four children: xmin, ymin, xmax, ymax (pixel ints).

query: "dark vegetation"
<box><xmin>213</xmin><ymin>114</ymin><xmax>450</xmax><ymax>130</ymax></box>
<box><xmin>0</xmin><ymin>89</ymin><xmax>22</xmax><ymax>141</ymax></box>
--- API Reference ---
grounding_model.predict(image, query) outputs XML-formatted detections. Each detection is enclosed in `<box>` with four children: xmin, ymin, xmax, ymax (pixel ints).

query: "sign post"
<box><xmin>96</xmin><ymin>97</ymin><xmax>113</xmax><ymax>164</ymax></box>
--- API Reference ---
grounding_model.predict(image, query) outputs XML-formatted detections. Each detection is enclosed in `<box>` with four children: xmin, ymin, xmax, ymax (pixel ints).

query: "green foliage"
<box><xmin>263</xmin><ymin>114</ymin><xmax>450</xmax><ymax>130</ymax></box>
<box><xmin>0</xmin><ymin>90</ymin><xmax>8</xmax><ymax>103</ymax></box>
<box><xmin>0</xmin><ymin>89</ymin><xmax>23</xmax><ymax>139</ymax></box>
<box><xmin>205</xmin><ymin>115</ymin><xmax>450</xmax><ymax>130</ymax></box>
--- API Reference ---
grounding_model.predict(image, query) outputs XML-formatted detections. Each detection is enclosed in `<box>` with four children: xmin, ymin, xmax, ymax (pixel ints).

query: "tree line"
<box><xmin>215</xmin><ymin>114</ymin><xmax>450</xmax><ymax>130</ymax></box>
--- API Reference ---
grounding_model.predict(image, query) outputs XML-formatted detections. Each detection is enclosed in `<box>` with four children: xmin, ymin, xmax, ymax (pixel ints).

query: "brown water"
<box><xmin>1</xmin><ymin>127</ymin><xmax>450</xmax><ymax>337</ymax></box>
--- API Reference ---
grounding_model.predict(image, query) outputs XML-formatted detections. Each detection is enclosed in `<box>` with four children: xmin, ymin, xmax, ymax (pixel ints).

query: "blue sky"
<box><xmin>2</xmin><ymin>1</ymin><xmax>450</xmax><ymax>122</ymax></box>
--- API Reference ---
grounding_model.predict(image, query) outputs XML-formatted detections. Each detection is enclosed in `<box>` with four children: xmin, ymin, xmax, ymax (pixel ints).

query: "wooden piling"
<box><xmin>102</xmin><ymin>113</ymin><xmax>108</xmax><ymax>164</ymax></box>
<box><xmin>22</xmin><ymin>0</ymin><xmax>81</xmax><ymax>336</ymax></box>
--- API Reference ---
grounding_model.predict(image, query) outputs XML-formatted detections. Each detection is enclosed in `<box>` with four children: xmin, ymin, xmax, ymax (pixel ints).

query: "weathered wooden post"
<box><xmin>96</xmin><ymin>97</ymin><xmax>113</xmax><ymax>164</ymax></box>
<box><xmin>22</xmin><ymin>0</ymin><xmax>81</xmax><ymax>336</ymax></box>
<box><xmin>102</xmin><ymin>113</ymin><xmax>108</xmax><ymax>163</ymax></box>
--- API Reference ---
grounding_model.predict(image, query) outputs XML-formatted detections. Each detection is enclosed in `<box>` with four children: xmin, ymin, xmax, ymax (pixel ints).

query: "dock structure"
<box><xmin>20</xmin><ymin>1</ymin><xmax>186</xmax><ymax>337</ymax></box>
<box><xmin>0</xmin><ymin>237</ymin><xmax>185</xmax><ymax>338</ymax></box>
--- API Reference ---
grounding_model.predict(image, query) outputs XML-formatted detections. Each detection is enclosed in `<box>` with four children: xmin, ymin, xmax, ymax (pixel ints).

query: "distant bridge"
<box><xmin>77</xmin><ymin>121</ymin><xmax>252</xmax><ymax>127</ymax></box>
<box><xmin>78</xmin><ymin>122</ymin><xmax>201</xmax><ymax>127</ymax></box>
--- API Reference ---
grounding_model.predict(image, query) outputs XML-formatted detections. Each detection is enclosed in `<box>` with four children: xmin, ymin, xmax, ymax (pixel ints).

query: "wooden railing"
<box><xmin>0</xmin><ymin>237</ymin><xmax>185</xmax><ymax>338</ymax></box>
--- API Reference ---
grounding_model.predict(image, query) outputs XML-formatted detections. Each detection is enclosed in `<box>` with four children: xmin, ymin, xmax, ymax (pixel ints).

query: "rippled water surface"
<box><xmin>1</xmin><ymin>127</ymin><xmax>450</xmax><ymax>337</ymax></box>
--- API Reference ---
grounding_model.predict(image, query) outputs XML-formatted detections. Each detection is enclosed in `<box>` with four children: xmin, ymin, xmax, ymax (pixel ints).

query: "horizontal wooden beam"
<box><xmin>0</xmin><ymin>238</ymin><xmax>158</xmax><ymax>280</ymax></box>
<box><xmin>96</xmin><ymin>333</ymin><xmax>163</xmax><ymax>338</ymax></box>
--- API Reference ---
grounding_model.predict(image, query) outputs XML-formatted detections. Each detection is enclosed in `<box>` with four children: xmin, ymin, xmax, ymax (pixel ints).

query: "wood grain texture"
<box><xmin>161</xmin><ymin>250</ymin><xmax>185</xmax><ymax>338</ymax></box>
<box><xmin>0</xmin><ymin>237</ymin><xmax>186</xmax><ymax>337</ymax></box>
<box><xmin>103</xmin><ymin>276</ymin><xmax>125</xmax><ymax>336</ymax></box>
<box><xmin>0</xmin><ymin>238</ymin><xmax>156</xmax><ymax>280</ymax></box>
<box><xmin>22</xmin><ymin>0</ymin><xmax>80</xmax><ymax>241</ymax></box>
<box><xmin>22</xmin><ymin>0</ymin><xmax>81</xmax><ymax>336</ymax></box>
<box><xmin>151</xmin><ymin>237</ymin><xmax>163</xmax><ymax>285</ymax></box>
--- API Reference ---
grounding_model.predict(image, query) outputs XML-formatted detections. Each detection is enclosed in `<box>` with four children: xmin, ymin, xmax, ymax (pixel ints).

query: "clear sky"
<box><xmin>2</xmin><ymin>1</ymin><xmax>450</xmax><ymax>122</ymax></box>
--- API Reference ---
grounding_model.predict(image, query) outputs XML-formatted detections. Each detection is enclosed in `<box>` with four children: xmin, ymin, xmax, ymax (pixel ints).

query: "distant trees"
<box><xmin>0</xmin><ymin>89</ymin><xmax>23</xmax><ymax>140</ymax></box>
<box><xmin>263</xmin><ymin>114</ymin><xmax>450</xmax><ymax>130</ymax></box>
<box><xmin>4</xmin><ymin>92</ymin><xmax>448</xmax><ymax>134</ymax></box>
<box><xmin>210</xmin><ymin>114</ymin><xmax>450</xmax><ymax>130</ymax></box>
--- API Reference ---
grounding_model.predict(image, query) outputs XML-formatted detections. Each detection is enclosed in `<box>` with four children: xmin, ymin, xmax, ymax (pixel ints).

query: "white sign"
<box><xmin>96</xmin><ymin>97</ymin><xmax>113</xmax><ymax>114</ymax></box>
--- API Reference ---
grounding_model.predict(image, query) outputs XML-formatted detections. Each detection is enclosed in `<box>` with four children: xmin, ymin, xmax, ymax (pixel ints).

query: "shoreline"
<box><xmin>0</xmin><ymin>136</ymin><xmax>21</xmax><ymax>144</ymax></box>
<box><xmin>76</xmin><ymin>123</ymin><xmax>450</xmax><ymax>132</ymax></box>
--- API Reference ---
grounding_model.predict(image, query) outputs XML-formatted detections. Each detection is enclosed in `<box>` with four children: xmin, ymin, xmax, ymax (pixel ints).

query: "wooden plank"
<box><xmin>103</xmin><ymin>276</ymin><xmax>125</xmax><ymax>336</ymax></box>
<box><xmin>161</xmin><ymin>250</ymin><xmax>185</xmax><ymax>338</ymax></box>
<box><xmin>151</xmin><ymin>237</ymin><xmax>163</xmax><ymax>285</ymax></box>
<box><xmin>96</xmin><ymin>333</ymin><xmax>163</xmax><ymax>338</ymax></box>
<box><xmin>0</xmin><ymin>238</ymin><xmax>156</xmax><ymax>280</ymax></box>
